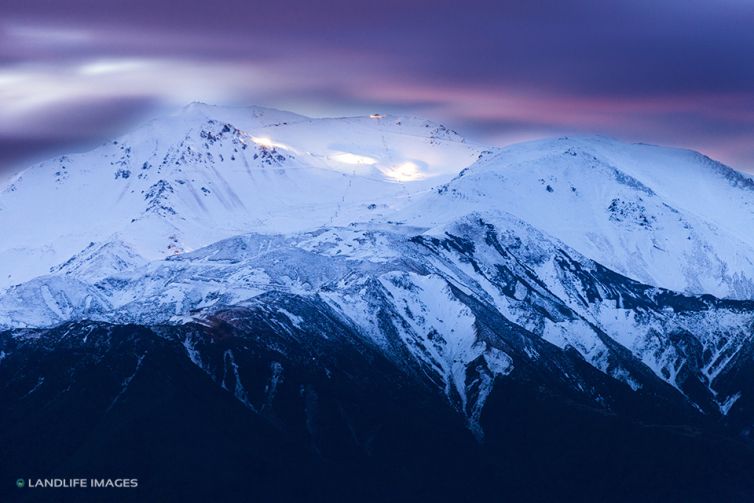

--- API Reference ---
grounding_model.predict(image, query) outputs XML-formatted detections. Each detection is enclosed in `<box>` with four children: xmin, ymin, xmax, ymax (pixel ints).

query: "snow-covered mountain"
<box><xmin>405</xmin><ymin>136</ymin><xmax>754</xmax><ymax>299</ymax></box>
<box><xmin>2</xmin><ymin>104</ymin><xmax>754</xmax><ymax>501</ymax></box>
<box><xmin>4</xmin><ymin>212</ymin><xmax>751</xmax><ymax>418</ymax></box>
<box><xmin>0</xmin><ymin>102</ymin><xmax>481</xmax><ymax>288</ymax></box>
<box><xmin>2</xmin><ymin>109</ymin><xmax>752</xmax><ymax>299</ymax></box>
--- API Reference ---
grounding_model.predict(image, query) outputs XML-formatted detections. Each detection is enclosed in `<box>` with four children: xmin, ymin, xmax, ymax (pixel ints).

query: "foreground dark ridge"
<box><xmin>3</xmin><ymin>305</ymin><xmax>754</xmax><ymax>502</ymax></box>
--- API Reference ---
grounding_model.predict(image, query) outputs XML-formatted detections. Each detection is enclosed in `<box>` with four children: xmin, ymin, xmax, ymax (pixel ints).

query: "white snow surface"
<box><xmin>403</xmin><ymin>136</ymin><xmax>754</xmax><ymax>299</ymax></box>
<box><xmin>2</xmin><ymin>107</ymin><xmax>752</xmax><ymax>299</ymax></box>
<box><xmin>0</xmin><ymin>103</ymin><xmax>481</xmax><ymax>288</ymax></box>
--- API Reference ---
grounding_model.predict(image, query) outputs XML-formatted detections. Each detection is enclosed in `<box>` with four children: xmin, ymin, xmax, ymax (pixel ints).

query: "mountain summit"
<box><xmin>0</xmin><ymin>104</ymin><xmax>480</xmax><ymax>288</ymax></box>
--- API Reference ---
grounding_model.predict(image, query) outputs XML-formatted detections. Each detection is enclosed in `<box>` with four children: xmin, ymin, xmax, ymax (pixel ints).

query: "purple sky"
<box><xmin>1</xmin><ymin>0</ymin><xmax>753</xmax><ymax>173</ymax></box>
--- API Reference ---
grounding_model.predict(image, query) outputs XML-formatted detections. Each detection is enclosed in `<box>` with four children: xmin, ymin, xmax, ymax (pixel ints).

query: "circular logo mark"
<box><xmin>16</xmin><ymin>479</ymin><xmax>25</xmax><ymax>488</ymax></box>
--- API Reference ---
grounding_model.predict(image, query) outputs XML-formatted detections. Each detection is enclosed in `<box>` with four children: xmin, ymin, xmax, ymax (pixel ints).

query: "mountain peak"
<box><xmin>1</xmin><ymin>104</ymin><xmax>753</xmax><ymax>299</ymax></box>
<box><xmin>0</xmin><ymin>104</ymin><xmax>484</xmax><ymax>289</ymax></box>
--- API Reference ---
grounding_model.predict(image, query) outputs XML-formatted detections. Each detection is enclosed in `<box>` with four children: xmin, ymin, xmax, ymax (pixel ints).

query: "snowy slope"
<box><xmin>403</xmin><ymin>136</ymin><xmax>754</xmax><ymax>299</ymax></box>
<box><xmin>0</xmin><ymin>103</ymin><xmax>482</xmax><ymax>288</ymax></box>
<box><xmin>3</xmin><ymin>107</ymin><xmax>752</xmax><ymax>299</ymax></box>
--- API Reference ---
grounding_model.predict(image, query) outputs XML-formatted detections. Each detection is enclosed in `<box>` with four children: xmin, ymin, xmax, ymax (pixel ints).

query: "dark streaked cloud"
<box><xmin>1</xmin><ymin>0</ymin><xmax>753</xmax><ymax>173</ymax></box>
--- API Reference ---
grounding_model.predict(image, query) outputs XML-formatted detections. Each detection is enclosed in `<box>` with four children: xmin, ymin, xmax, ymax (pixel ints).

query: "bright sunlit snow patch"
<box><xmin>381</xmin><ymin>161</ymin><xmax>425</xmax><ymax>181</ymax></box>
<box><xmin>250</xmin><ymin>136</ymin><xmax>290</xmax><ymax>150</ymax></box>
<box><xmin>329</xmin><ymin>152</ymin><xmax>378</xmax><ymax>165</ymax></box>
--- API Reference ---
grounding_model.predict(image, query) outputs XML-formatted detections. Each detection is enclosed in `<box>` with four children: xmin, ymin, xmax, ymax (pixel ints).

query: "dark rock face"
<box><xmin>3</xmin><ymin>301</ymin><xmax>754</xmax><ymax>502</ymax></box>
